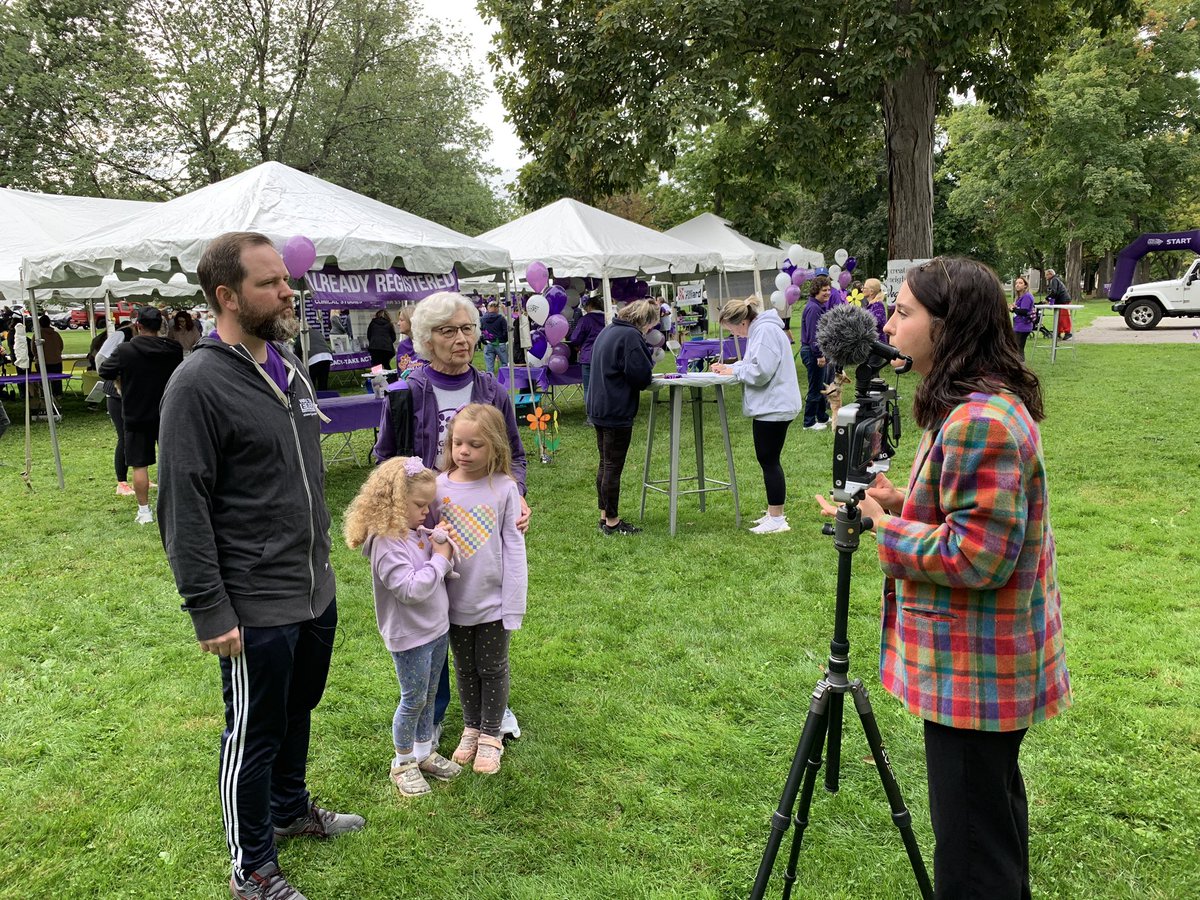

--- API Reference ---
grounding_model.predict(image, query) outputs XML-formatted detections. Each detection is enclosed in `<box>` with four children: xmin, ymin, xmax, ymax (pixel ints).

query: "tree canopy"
<box><xmin>1</xmin><ymin>0</ymin><xmax>508</xmax><ymax>233</ymax></box>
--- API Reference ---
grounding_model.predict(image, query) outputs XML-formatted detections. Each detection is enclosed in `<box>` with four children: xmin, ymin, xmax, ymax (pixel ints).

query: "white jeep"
<box><xmin>1112</xmin><ymin>257</ymin><xmax>1200</xmax><ymax>329</ymax></box>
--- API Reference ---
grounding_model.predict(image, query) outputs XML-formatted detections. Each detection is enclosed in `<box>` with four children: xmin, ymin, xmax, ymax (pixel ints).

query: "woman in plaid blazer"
<box><xmin>822</xmin><ymin>257</ymin><xmax>1072</xmax><ymax>899</ymax></box>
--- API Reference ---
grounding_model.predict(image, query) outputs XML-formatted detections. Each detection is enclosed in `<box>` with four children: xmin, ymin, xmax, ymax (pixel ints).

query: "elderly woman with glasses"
<box><xmin>373</xmin><ymin>291</ymin><xmax>530</xmax><ymax>746</ymax></box>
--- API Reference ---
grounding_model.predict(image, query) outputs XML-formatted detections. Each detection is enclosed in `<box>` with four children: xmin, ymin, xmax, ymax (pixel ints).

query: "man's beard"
<box><xmin>237</xmin><ymin>296</ymin><xmax>300</xmax><ymax>343</ymax></box>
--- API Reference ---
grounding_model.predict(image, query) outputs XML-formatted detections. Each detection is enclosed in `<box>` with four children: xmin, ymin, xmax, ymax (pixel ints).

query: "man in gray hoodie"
<box><xmin>157</xmin><ymin>232</ymin><xmax>363</xmax><ymax>900</ymax></box>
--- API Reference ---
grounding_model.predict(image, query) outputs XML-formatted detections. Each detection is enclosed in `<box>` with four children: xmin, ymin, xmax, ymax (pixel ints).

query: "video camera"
<box><xmin>816</xmin><ymin>305</ymin><xmax>911</xmax><ymax>502</ymax></box>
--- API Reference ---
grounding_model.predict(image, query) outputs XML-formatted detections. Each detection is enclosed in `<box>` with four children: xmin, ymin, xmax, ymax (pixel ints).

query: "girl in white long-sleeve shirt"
<box><xmin>436</xmin><ymin>404</ymin><xmax>528</xmax><ymax>776</ymax></box>
<box><xmin>344</xmin><ymin>457</ymin><xmax>463</xmax><ymax>798</ymax></box>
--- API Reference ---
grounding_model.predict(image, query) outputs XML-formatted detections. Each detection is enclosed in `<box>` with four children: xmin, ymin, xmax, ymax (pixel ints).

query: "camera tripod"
<box><xmin>749</xmin><ymin>496</ymin><xmax>932</xmax><ymax>900</ymax></box>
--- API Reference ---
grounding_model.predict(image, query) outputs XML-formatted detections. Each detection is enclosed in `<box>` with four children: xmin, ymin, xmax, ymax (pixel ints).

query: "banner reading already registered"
<box><xmin>307</xmin><ymin>265</ymin><xmax>458</xmax><ymax>308</ymax></box>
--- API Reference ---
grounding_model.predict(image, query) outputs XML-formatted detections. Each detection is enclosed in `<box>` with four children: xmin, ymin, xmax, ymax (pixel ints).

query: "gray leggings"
<box><xmin>390</xmin><ymin>632</ymin><xmax>449</xmax><ymax>752</ymax></box>
<box><xmin>449</xmin><ymin>620</ymin><xmax>510</xmax><ymax>738</ymax></box>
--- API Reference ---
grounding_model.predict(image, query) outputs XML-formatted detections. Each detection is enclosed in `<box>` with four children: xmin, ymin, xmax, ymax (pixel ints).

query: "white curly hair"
<box><xmin>410</xmin><ymin>291</ymin><xmax>481</xmax><ymax>357</ymax></box>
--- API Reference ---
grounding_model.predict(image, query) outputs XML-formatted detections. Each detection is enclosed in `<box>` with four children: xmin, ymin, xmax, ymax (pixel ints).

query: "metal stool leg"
<box><xmin>715</xmin><ymin>384</ymin><xmax>740</xmax><ymax>526</ymax></box>
<box><xmin>691</xmin><ymin>385</ymin><xmax>706</xmax><ymax>512</ymax></box>
<box><xmin>640</xmin><ymin>386</ymin><xmax>659</xmax><ymax>521</ymax></box>
<box><xmin>669</xmin><ymin>385</ymin><xmax>683</xmax><ymax>536</ymax></box>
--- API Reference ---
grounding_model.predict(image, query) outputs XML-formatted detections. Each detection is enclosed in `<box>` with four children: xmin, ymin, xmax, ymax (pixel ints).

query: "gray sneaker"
<box><xmin>273</xmin><ymin>801</ymin><xmax>364</xmax><ymax>839</ymax></box>
<box><xmin>230</xmin><ymin>862</ymin><xmax>307</xmax><ymax>899</ymax></box>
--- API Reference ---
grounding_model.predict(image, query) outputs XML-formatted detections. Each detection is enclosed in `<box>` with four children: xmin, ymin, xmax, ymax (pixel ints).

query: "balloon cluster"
<box><xmin>769</xmin><ymin>244</ymin><xmax>857</xmax><ymax>312</ymax></box>
<box><xmin>523</xmin><ymin>261</ymin><xmax>573</xmax><ymax>374</ymax></box>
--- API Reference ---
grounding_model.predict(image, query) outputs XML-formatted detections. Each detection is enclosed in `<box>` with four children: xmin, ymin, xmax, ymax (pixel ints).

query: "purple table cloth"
<box><xmin>497</xmin><ymin>364</ymin><xmax>583</xmax><ymax>391</ymax></box>
<box><xmin>674</xmin><ymin>338</ymin><xmax>746</xmax><ymax>373</ymax></box>
<box><xmin>318</xmin><ymin>394</ymin><xmax>386</xmax><ymax>434</ymax></box>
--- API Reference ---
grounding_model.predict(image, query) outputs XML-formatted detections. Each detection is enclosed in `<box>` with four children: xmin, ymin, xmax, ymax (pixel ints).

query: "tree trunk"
<box><xmin>1099</xmin><ymin>250</ymin><xmax>1113</xmax><ymax>295</ymax></box>
<box><xmin>1065</xmin><ymin>238</ymin><xmax>1083</xmax><ymax>301</ymax></box>
<box><xmin>882</xmin><ymin>56</ymin><xmax>938</xmax><ymax>260</ymax></box>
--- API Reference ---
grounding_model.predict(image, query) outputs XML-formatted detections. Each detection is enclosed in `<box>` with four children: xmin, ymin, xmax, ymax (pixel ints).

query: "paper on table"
<box><xmin>650</xmin><ymin>372</ymin><xmax>736</xmax><ymax>387</ymax></box>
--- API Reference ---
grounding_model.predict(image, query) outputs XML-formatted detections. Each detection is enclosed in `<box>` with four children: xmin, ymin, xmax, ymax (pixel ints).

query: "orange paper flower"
<box><xmin>526</xmin><ymin>406</ymin><xmax>550</xmax><ymax>431</ymax></box>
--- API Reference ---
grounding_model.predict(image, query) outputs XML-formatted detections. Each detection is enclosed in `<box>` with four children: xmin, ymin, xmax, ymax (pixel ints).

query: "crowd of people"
<box><xmin>0</xmin><ymin>241</ymin><xmax>1077</xmax><ymax>899</ymax></box>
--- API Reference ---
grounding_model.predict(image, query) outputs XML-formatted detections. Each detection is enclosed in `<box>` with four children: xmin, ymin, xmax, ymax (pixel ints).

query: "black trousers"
<box><xmin>219</xmin><ymin>599</ymin><xmax>337</xmax><ymax>879</ymax></box>
<box><xmin>1015</xmin><ymin>330</ymin><xmax>1030</xmax><ymax>359</ymax></box>
<box><xmin>106</xmin><ymin>395</ymin><xmax>128</xmax><ymax>482</ymax></box>
<box><xmin>595</xmin><ymin>425</ymin><xmax>634</xmax><ymax>519</ymax></box>
<box><xmin>924</xmin><ymin>720</ymin><xmax>1031</xmax><ymax>900</ymax></box>
<box><xmin>308</xmin><ymin>360</ymin><xmax>330</xmax><ymax>391</ymax></box>
<box><xmin>369</xmin><ymin>349</ymin><xmax>394</xmax><ymax>369</ymax></box>
<box><xmin>752</xmin><ymin>418</ymin><xmax>792</xmax><ymax>506</ymax></box>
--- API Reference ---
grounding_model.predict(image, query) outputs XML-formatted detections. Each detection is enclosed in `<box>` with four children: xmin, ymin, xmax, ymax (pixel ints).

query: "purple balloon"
<box><xmin>545</xmin><ymin>285</ymin><xmax>568</xmax><ymax>316</ymax></box>
<box><xmin>281</xmin><ymin>235</ymin><xmax>316</xmax><ymax>279</ymax></box>
<box><xmin>547</xmin><ymin>353</ymin><xmax>568</xmax><ymax>375</ymax></box>
<box><xmin>782</xmin><ymin>261</ymin><xmax>796</xmax><ymax>275</ymax></box>
<box><xmin>791</xmin><ymin>270</ymin><xmax>807</xmax><ymax>287</ymax></box>
<box><xmin>525</xmin><ymin>261</ymin><xmax>549</xmax><ymax>294</ymax></box>
<box><xmin>784</xmin><ymin>285</ymin><xmax>801</xmax><ymax>305</ymax></box>
<box><xmin>838</xmin><ymin>271</ymin><xmax>852</xmax><ymax>289</ymax></box>
<box><xmin>530</xmin><ymin>332</ymin><xmax>547</xmax><ymax>360</ymax></box>
<box><xmin>544</xmin><ymin>313</ymin><xmax>569</xmax><ymax>345</ymax></box>
<box><xmin>844</xmin><ymin>257</ymin><xmax>857</xmax><ymax>273</ymax></box>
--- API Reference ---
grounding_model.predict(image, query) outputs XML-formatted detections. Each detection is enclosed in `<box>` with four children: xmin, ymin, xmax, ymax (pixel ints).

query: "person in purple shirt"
<box><xmin>799</xmin><ymin>275</ymin><xmax>834</xmax><ymax>429</ymax></box>
<box><xmin>863</xmin><ymin>278</ymin><xmax>889</xmax><ymax>340</ymax></box>
<box><xmin>1011</xmin><ymin>275</ymin><xmax>1036</xmax><ymax>359</ymax></box>
<box><xmin>568</xmin><ymin>294</ymin><xmax>606</xmax><ymax>418</ymax></box>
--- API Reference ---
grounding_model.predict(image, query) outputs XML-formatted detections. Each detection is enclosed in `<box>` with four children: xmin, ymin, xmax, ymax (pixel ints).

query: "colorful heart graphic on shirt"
<box><xmin>440</xmin><ymin>502</ymin><xmax>497</xmax><ymax>560</ymax></box>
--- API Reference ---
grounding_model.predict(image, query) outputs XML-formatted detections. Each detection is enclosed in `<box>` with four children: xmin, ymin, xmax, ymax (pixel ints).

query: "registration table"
<box><xmin>0</xmin><ymin>373</ymin><xmax>73</xmax><ymax>418</ymax></box>
<box><xmin>640</xmin><ymin>373</ymin><xmax>740</xmax><ymax>536</ymax></box>
<box><xmin>318</xmin><ymin>393</ymin><xmax>388</xmax><ymax>465</ymax></box>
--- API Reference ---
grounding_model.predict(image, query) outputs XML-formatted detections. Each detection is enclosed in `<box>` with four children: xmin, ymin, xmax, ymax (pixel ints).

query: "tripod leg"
<box><xmin>750</xmin><ymin>684</ymin><xmax>830</xmax><ymax>900</ymax></box>
<box><xmin>849</xmin><ymin>681</ymin><xmax>934</xmax><ymax>900</ymax></box>
<box><xmin>781</xmin><ymin>712</ymin><xmax>829</xmax><ymax>900</ymax></box>
<box><xmin>823</xmin><ymin>689</ymin><xmax>844</xmax><ymax>794</ymax></box>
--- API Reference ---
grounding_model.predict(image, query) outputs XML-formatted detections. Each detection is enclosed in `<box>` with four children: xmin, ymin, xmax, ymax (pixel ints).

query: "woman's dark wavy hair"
<box><xmin>906</xmin><ymin>256</ymin><xmax>1044</xmax><ymax>428</ymax></box>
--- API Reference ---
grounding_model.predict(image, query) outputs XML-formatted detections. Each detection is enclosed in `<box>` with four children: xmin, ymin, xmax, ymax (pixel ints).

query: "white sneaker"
<box><xmin>805</xmin><ymin>421</ymin><xmax>828</xmax><ymax>431</ymax></box>
<box><xmin>753</xmin><ymin>511</ymin><xmax>770</xmax><ymax>525</ymax></box>
<box><xmin>134</xmin><ymin>507</ymin><xmax>153</xmax><ymax>525</ymax></box>
<box><xmin>500</xmin><ymin>707</ymin><xmax>521</xmax><ymax>741</ymax></box>
<box><xmin>750</xmin><ymin>515</ymin><xmax>790</xmax><ymax>534</ymax></box>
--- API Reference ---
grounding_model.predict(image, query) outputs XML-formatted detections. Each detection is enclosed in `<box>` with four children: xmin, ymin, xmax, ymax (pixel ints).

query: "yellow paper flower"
<box><xmin>526</xmin><ymin>406</ymin><xmax>550</xmax><ymax>431</ymax></box>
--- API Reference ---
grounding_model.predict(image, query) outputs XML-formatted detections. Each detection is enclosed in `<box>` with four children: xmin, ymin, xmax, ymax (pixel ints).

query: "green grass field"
<box><xmin>2</xmin><ymin>306</ymin><xmax>1198</xmax><ymax>898</ymax></box>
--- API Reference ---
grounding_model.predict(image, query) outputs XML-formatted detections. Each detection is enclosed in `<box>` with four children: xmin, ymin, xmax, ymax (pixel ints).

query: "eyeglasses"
<box><xmin>433</xmin><ymin>324</ymin><xmax>477</xmax><ymax>338</ymax></box>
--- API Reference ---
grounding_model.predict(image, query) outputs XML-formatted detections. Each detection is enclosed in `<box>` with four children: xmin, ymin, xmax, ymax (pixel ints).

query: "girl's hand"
<box><xmin>431</xmin><ymin>540</ymin><xmax>452</xmax><ymax>560</ymax></box>
<box><xmin>516</xmin><ymin>496</ymin><xmax>531</xmax><ymax>534</ymax></box>
<box><xmin>866</xmin><ymin>474</ymin><xmax>905</xmax><ymax>514</ymax></box>
<box><xmin>711</xmin><ymin>363</ymin><xmax>730</xmax><ymax>375</ymax></box>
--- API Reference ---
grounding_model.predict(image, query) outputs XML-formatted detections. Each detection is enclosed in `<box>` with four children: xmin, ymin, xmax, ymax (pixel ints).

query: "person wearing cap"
<box><xmin>479</xmin><ymin>299</ymin><xmax>509</xmax><ymax>375</ymax></box>
<box><xmin>99</xmin><ymin>305</ymin><xmax>183</xmax><ymax>524</ymax></box>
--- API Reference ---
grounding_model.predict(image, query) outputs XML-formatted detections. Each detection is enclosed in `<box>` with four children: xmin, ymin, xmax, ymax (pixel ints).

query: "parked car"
<box><xmin>67</xmin><ymin>300</ymin><xmax>139</xmax><ymax>329</ymax></box>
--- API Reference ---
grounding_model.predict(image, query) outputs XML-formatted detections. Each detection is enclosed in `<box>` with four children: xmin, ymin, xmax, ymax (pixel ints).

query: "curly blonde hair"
<box><xmin>442</xmin><ymin>404</ymin><xmax>513</xmax><ymax>479</ymax></box>
<box><xmin>343</xmin><ymin>457</ymin><xmax>438</xmax><ymax>548</ymax></box>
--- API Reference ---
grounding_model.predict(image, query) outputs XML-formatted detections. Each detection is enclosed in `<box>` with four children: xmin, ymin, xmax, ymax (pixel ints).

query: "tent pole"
<box><xmin>753</xmin><ymin>268</ymin><xmax>763</xmax><ymax>301</ymax></box>
<box><xmin>602</xmin><ymin>276</ymin><xmax>613</xmax><ymax>323</ymax></box>
<box><xmin>27</xmin><ymin>286</ymin><xmax>66</xmax><ymax>489</ymax></box>
<box><xmin>504</xmin><ymin>269</ymin><xmax>516</xmax><ymax>403</ymax></box>
<box><xmin>103</xmin><ymin>292</ymin><xmax>112</xmax><ymax>336</ymax></box>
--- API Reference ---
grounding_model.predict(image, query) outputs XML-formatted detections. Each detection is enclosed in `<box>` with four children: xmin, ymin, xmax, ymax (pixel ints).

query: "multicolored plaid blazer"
<box><xmin>875</xmin><ymin>392</ymin><xmax>1073</xmax><ymax>731</ymax></box>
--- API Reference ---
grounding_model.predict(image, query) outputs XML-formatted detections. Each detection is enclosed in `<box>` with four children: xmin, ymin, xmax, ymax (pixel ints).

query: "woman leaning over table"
<box><xmin>711</xmin><ymin>296</ymin><xmax>802</xmax><ymax>535</ymax></box>
<box><xmin>818</xmin><ymin>257</ymin><xmax>1072</xmax><ymax>899</ymax></box>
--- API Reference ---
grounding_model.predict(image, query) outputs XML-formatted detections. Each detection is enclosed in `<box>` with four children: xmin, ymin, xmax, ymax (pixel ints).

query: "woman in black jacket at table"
<box><xmin>586</xmin><ymin>299</ymin><xmax>659</xmax><ymax>535</ymax></box>
<box><xmin>367</xmin><ymin>309</ymin><xmax>397</xmax><ymax>369</ymax></box>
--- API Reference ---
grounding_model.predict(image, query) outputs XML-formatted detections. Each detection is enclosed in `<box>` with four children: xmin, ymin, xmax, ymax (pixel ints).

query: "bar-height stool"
<box><xmin>640</xmin><ymin>373</ymin><xmax>740</xmax><ymax>536</ymax></box>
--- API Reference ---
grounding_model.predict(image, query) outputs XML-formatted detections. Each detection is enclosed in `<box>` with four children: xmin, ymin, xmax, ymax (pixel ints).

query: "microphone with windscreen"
<box><xmin>816</xmin><ymin>304</ymin><xmax>910</xmax><ymax>370</ymax></box>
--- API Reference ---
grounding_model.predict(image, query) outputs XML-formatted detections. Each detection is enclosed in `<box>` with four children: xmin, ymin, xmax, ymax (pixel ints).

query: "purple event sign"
<box><xmin>307</xmin><ymin>265</ymin><xmax>458</xmax><ymax>309</ymax></box>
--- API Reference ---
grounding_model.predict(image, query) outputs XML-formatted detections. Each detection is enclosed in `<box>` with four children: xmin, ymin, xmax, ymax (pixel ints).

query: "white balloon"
<box><xmin>788</xmin><ymin>244</ymin><xmax>803</xmax><ymax>266</ymax></box>
<box><xmin>770</xmin><ymin>290</ymin><xmax>786</xmax><ymax>312</ymax></box>
<box><xmin>526</xmin><ymin>294</ymin><xmax>549</xmax><ymax>326</ymax></box>
<box><xmin>566</xmin><ymin>289</ymin><xmax>581</xmax><ymax>307</ymax></box>
<box><xmin>834</xmin><ymin>248</ymin><xmax>849</xmax><ymax>266</ymax></box>
<box><xmin>828</xmin><ymin>264</ymin><xmax>842</xmax><ymax>280</ymax></box>
<box><xmin>775</xmin><ymin>272</ymin><xmax>792</xmax><ymax>291</ymax></box>
<box><xmin>650</xmin><ymin>347</ymin><xmax>665</xmax><ymax>364</ymax></box>
<box><xmin>645</xmin><ymin>328</ymin><xmax>665</xmax><ymax>348</ymax></box>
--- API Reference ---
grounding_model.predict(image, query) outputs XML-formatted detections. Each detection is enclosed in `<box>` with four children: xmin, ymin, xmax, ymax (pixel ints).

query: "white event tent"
<box><xmin>664</xmin><ymin>213</ymin><xmax>825</xmax><ymax>302</ymax></box>
<box><xmin>20</xmin><ymin>162</ymin><xmax>513</xmax><ymax>487</ymax></box>
<box><xmin>477</xmin><ymin>198</ymin><xmax>723</xmax><ymax>318</ymax></box>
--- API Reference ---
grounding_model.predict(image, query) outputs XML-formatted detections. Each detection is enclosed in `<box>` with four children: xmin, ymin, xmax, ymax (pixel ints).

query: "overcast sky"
<box><xmin>414</xmin><ymin>0</ymin><xmax>528</xmax><ymax>184</ymax></box>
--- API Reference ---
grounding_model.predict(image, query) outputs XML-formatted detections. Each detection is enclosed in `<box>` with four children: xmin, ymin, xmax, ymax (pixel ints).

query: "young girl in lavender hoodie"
<box><xmin>344</xmin><ymin>457</ymin><xmax>463</xmax><ymax>798</ymax></box>
<box><xmin>436</xmin><ymin>404</ymin><xmax>528</xmax><ymax>775</ymax></box>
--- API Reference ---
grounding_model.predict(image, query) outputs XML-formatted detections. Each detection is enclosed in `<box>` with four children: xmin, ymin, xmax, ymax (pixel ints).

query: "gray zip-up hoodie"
<box><xmin>157</xmin><ymin>337</ymin><xmax>335</xmax><ymax>641</ymax></box>
<box><xmin>729</xmin><ymin>308</ymin><xmax>803</xmax><ymax>422</ymax></box>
